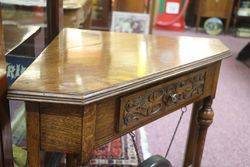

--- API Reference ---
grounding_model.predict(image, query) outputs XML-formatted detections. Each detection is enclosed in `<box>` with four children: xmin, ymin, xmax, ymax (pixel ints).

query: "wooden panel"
<box><xmin>8</xmin><ymin>29</ymin><xmax>230</xmax><ymax>105</ymax></box>
<box><xmin>197</xmin><ymin>0</ymin><xmax>234</xmax><ymax>18</ymax></box>
<box><xmin>95</xmin><ymin>98</ymin><xmax>116</xmax><ymax>142</ymax></box>
<box><xmin>81</xmin><ymin>104</ymin><xmax>96</xmax><ymax>164</ymax></box>
<box><xmin>119</xmin><ymin>69</ymin><xmax>207</xmax><ymax>132</ymax></box>
<box><xmin>113</xmin><ymin>0</ymin><xmax>146</xmax><ymax>13</ymax></box>
<box><xmin>40</xmin><ymin>103</ymin><xmax>82</xmax><ymax>153</ymax></box>
<box><xmin>94</xmin><ymin>63</ymin><xmax>219</xmax><ymax>147</ymax></box>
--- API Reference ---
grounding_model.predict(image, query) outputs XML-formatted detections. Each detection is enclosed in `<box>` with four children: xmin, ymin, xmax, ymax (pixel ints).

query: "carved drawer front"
<box><xmin>118</xmin><ymin>69</ymin><xmax>207</xmax><ymax>132</ymax></box>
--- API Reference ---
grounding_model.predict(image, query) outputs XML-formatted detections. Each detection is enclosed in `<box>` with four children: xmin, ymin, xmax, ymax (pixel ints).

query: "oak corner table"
<box><xmin>7</xmin><ymin>28</ymin><xmax>231</xmax><ymax>167</ymax></box>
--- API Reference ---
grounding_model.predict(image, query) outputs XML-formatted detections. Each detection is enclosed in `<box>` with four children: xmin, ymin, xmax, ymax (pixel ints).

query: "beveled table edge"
<box><xmin>7</xmin><ymin>50</ymin><xmax>231</xmax><ymax>105</ymax></box>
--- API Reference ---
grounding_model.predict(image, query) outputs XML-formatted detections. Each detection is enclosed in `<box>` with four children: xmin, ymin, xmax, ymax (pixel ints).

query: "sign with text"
<box><xmin>6</xmin><ymin>55</ymin><xmax>34</xmax><ymax>86</ymax></box>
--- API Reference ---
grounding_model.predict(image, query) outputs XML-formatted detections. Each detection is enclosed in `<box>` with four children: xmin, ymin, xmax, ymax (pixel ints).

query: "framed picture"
<box><xmin>111</xmin><ymin>11</ymin><xmax>150</xmax><ymax>34</ymax></box>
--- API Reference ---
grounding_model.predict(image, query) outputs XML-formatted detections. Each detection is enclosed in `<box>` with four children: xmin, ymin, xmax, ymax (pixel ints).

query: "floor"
<box><xmin>142</xmin><ymin>29</ymin><xmax>250</xmax><ymax>167</ymax></box>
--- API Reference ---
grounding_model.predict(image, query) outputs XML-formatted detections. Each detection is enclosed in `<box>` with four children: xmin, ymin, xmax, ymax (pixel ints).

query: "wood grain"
<box><xmin>113</xmin><ymin>0</ymin><xmax>146</xmax><ymax>13</ymax></box>
<box><xmin>119</xmin><ymin>69</ymin><xmax>206</xmax><ymax>132</ymax></box>
<box><xmin>8</xmin><ymin>29</ymin><xmax>231</xmax><ymax>105</ymax></box>
<box><xmin>26</xmin><ymin>102</ymin><xmax>41</xmax><ymax>167</ymax></box>
<box><xmin>210</xmin><ymin>61</ymin><xmax>222</xmax><ymax>98</ymax></box>
<box><xmin>22</xmin><ymin>64</ymin><xmax>225</xmax><ymax>166</ymax></box>
<box><xmin>7</xmin><ymin>28</ymin><xmax>230</xmax><ymax>167</ymax></box>
<box><xmin>183</xmin><ymin>100</ymin><xmax>203</xmax><ymax>167</ymax></box>
<box><xmin>81</xmin><ymin>104</ymin><xmax>97</xmax><ymax>164</ymax></box>
<box><xmin>95</xmin><ymin>98</ymin><xmax>116</xmax><ymax>143</ymax></box>
<box><xmin>40</xmin><ymin>103</ymin><xmax>82</xmax><ymax>153</ymax></box>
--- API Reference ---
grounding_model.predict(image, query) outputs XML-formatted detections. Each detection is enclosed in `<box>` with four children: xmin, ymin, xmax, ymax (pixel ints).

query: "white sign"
<box><xmin>166</xmin><ymin>2</ymin><xmax>180</xmax><ymax>14</ymax></box>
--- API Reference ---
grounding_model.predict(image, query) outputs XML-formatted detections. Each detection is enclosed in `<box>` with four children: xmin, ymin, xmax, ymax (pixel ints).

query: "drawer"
<box><xmin>118</xmin><ymin>69</ymin><xmax>207</xmax><ymax>132</ymax></box>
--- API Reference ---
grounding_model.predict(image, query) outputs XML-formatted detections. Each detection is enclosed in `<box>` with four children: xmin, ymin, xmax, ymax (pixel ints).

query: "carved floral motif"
<box><xmin>122</xmin><ymin>72</ymin><xmax>206</xmax><ymax>126</ymax></box>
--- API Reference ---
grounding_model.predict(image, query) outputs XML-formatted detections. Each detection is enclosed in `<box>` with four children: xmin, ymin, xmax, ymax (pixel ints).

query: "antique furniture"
<box><xmin>63</xmin><ymin>0</ymin><xmax>93</xmax><ymax>29</ymax></box>
<box><xmin>1</xmin><ymin>2</ymin><xmax>62</xmax><ymax>166</ymax></box>
<box><xmin>8</xmin><ymin>28</ymin><xmax>230</xmax><ymax>167</ymax></box>
<box><xmin>195</xmin><ymin>0</ymin><xmax>234</xmax><ymax>32</ymax></box>
<box><xmin>91</xmin><ymin>0</ymin><xmax>112</xmax><ymax>30</ymax></box>
<box><xmin>0</xmin><ymin>12</ymin><xmax>13</xmax><ymax>167</ymax></box>
<box><xmin>233</xmin><ymin>0</ymin><xmax>250</xmax><ymax>37</ymax></box>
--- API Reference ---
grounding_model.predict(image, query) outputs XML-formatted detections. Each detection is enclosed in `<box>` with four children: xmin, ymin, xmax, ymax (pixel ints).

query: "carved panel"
<box><xmin>119</xmin><ymin>69</ymin><xmax>206</xmax><ymax>131</ymax></box>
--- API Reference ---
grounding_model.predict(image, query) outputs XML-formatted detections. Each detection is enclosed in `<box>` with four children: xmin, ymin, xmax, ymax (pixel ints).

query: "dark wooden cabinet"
<box><xmin>195</xmin><ymin>0</ymin><xmax>234</xmax><ymax>32</ymax></box>
<box><xmin>113</xmin><ymin>0</ymin><xmax>146</xmax><ymax>13</ymax></box>
<box><xmin>91</xmin><ymin>0</ymin><xmax>112</xmax><ymax>30</ymax></box>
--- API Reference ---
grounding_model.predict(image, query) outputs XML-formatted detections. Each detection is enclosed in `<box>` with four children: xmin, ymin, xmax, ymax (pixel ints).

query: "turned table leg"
<box><xmin>184</xmin><ymin>100</ymin><xmax>203</xmax><ymax>167</ymax></box>
<box><xmin>193</xmin><ymin>97</ymin><xmax>214</xmax><ymax>167</ymax></box>
<box><xmin>26</xmin><ymin>102</ymin><xmax>41</xmax><ymax>167</ymax></box>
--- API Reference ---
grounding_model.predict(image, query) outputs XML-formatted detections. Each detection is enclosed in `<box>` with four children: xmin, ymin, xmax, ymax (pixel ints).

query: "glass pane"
<box><xmin>0</xmin><ymin>1</ymin><xmax>47</xmax><ymax>166</ymax></box>
<box><xmin>1</xmin><ymin>0</ymin><xmax>47</xmax><ymax>85</ymax></box>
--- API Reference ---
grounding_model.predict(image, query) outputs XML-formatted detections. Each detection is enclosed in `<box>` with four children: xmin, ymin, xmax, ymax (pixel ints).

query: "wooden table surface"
<box><xmin>8</xmin><ymin>28</ymin><xmax>230</xmax><ymax>104</ymax></box>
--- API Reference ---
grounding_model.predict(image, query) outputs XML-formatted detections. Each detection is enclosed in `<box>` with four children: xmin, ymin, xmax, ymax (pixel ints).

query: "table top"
<box><xmin>8</xmin><ymin>28</ymin><xmax>231</xmax><ymax>104</ymax></box>
<box><xmin>4</xmin><ymin>24</ymin><xmax>40</xmax><ymax>55</ymax></box>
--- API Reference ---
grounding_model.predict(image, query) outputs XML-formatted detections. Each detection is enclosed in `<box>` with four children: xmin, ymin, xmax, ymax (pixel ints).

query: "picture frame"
<box><xmin>111</xmin><ymin>11</ymin><xmax>150</xmax><ymax>34</ymax></box>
